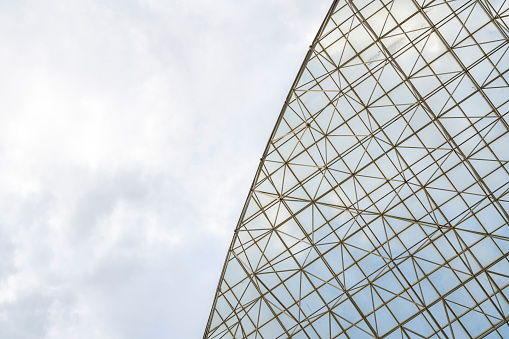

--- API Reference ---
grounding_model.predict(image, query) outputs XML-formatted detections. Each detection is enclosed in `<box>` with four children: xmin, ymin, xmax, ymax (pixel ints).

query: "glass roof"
<box><xmin>204</xmin><ymin>0</ymin><xmax>509</xmax><ymax>338</ymax></box>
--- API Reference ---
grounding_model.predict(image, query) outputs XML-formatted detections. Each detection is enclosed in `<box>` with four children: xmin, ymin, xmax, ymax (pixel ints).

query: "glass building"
<box><xmin>204</xmin><ymin>0</ymin><xmax>509</xmax><ymax>337</ymax></box>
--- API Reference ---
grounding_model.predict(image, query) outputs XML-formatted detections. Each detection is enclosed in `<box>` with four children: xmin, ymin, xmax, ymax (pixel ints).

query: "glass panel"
<box><xmin>205</xmin><ymin>0</ymin><xmax>509</xmax><ymax>337</ymax></box>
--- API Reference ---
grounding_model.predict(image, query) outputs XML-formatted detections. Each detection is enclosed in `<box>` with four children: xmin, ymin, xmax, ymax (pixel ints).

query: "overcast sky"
<box><xmin>0</xmin><ymin>0</ymin><xmax>331</xmax><ymax>338</ymax></box>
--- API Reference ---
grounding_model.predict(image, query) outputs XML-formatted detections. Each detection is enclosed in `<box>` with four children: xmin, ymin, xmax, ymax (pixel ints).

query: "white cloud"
<box><xmin>0</xmin><ymin>0</ymin><xmax>331</xmax><ymax>337</ymax></box>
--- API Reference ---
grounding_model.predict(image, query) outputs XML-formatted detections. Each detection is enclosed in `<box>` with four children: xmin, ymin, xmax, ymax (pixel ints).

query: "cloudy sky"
<box><xmin>0</xmin><ymin>0</ymin><xmax>331</xmax><ymax>338</ymax></box>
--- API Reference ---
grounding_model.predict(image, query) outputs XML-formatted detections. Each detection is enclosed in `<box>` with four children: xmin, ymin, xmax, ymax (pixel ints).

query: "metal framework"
<box><xmin>204</xmin><ymin>0</ymin><xmax>509</xmax><ymax>338</ymax></box>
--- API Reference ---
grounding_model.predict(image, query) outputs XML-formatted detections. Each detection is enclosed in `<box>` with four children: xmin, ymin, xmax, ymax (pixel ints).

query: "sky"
<box><xmin>0</xmin><ymin>0</ymin><xmax>331</xmax><ymax>338</ymax></box>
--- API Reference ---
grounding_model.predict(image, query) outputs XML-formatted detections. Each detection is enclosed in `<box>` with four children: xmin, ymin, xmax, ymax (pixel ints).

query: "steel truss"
<box><xmin>204</xmin><ymin>0</ymin><xmax>509</xmax><ymax>338</ymax></box>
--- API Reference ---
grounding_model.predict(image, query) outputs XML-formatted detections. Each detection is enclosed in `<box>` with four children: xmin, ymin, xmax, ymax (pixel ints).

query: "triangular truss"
<box><xmin>204</xmin><ymin>0</ymin><xmax>509</xmax><ymax>338</ymax></box>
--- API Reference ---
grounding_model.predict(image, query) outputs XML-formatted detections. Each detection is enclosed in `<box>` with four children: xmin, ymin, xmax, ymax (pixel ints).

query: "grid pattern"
<box><xmin>204</xmin><ymin>0</ymin><xmax>509</xmax><ymax>338</ymax></box>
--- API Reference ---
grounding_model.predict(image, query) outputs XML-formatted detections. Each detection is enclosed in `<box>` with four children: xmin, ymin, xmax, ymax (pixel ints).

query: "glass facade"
<box><xmin>204</xmin><ymin>0</ymin><xmax>509</xmax><ymax>337</ymax></box>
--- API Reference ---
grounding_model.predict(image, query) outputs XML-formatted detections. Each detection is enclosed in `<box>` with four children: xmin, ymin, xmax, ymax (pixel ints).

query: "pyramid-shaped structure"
<box><xmin>204</xmin><ymin>0</ymin><xmax>509</xmax><ymax>337</ymax></box>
